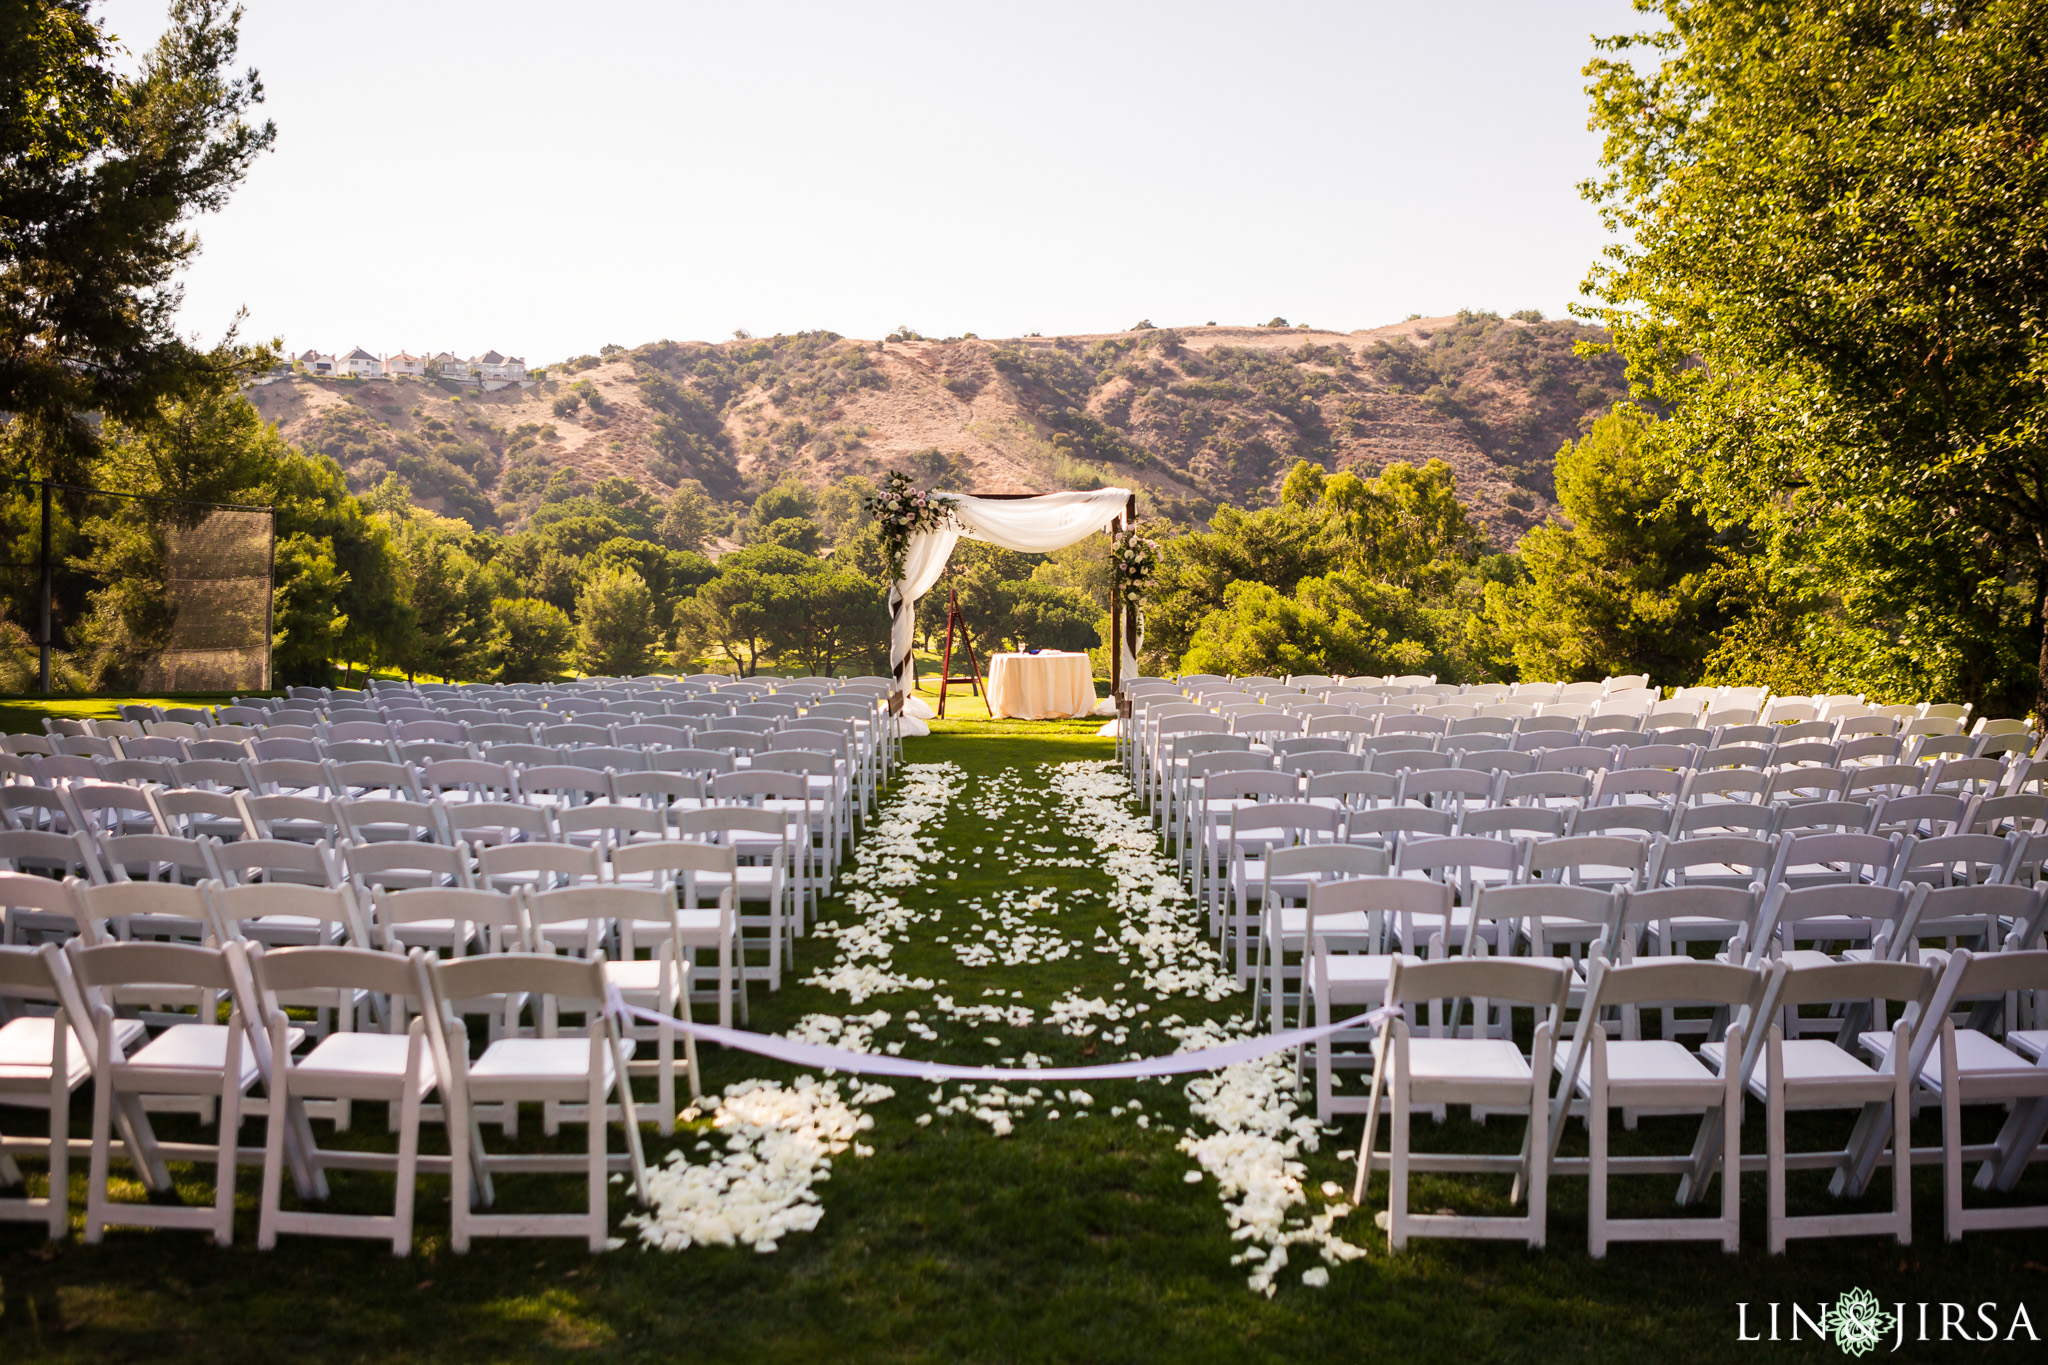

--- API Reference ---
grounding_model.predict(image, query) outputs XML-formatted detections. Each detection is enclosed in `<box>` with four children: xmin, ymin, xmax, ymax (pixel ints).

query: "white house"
<box><xmin>385</xmin><ymin>350</ymin><xmax>426</xmax><ymax>377</ymax></box>
<box><xmin>337</xmin><ymin>346</ymin><xmax>384</xmax><ymax>378</ymax></box>
<box><xmin>298</xmin><ymin>348</ymin><xmax>335</xmax><ymax>376</ymax></box>
<box><xmin>433</xmin><ymin>351</ymin><xmax>476</xmax><ymax>382</ymax></box>
<box><xmin>476</xmin><ymin>349</ymin><xmax>526</xmax><ymax>381</ymax></box>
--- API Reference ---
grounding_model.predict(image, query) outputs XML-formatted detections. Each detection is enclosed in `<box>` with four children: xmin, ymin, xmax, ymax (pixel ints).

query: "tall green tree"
<box><xmin>574</xmin><ymin>566</ymin><xmax>659</xmax><ymax>676</ymax></box>
<box><xmin>1583</xmin><ymin>0</ymin><xmax>2048</xmax><ymax>713</ymax></box>
<box><xmin>486</xmin><ymin>597</ymin><xmax>572</xmax><ymax>683</ymax></box>
<box><xmin>1483</xmin><ymin>406</ymin><xmax>1728</xmax><ymax>682</ymax></box>
<box><xmin>1</xmin><ymin>1</ymin><xmax>277</xmax><ymax>480</ymax></box>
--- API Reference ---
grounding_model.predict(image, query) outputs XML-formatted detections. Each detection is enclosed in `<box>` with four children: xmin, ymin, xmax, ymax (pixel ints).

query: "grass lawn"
<box><xmin>2</xmin><ymin>694</ymin><xmax>2044</xmax><ymax>1363</ymax></box>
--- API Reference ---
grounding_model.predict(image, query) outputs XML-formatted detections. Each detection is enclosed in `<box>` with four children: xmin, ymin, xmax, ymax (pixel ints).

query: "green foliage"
<box><xmin>1146</xmin><ymin>458</ymin><xmax>1495</xmax><ymax>681</ymax></box>
<box><xmin>484</xmin><ymin>597</ymin><xmax>572</xmax><ymax>683</ymax></box>
<box><xmin>551</xmin><ymin>392</ymin><xmax>580</xmax><ymax>417</ymax></box>
<box><xmin>1182</xmin><ymin>573</ymin><xmax>1434</xmax><ymax>679</ymax></box>
<box><xmin>1582</xmin><ymin>0</ymin><xmax>2048</xmax><ymax>714</ymax></box>
<box><xmin>0</xmin><ymin>0</ymin><xmax>276</xmax><ymax>482</ymax></box>
<box><xmin>657</xmin><ymin>483</ymin><xmax>718</xmax><ymax>552</ymax></box>
<box><xmin>1483</xmin><ymin>406</ymin><xmax>1729</xmax><ymax>683</ymax></box>
<box><xmin>574</xmin><ymin>566</ymin><xmax>659</xmax><ymax>676</ymax></box>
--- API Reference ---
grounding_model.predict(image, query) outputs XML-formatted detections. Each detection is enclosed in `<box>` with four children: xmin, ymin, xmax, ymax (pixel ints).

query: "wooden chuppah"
<box><xmin>902</xmin><ymin>489</ymin><xmax>1141</xmax><ymax>718</ymax></box>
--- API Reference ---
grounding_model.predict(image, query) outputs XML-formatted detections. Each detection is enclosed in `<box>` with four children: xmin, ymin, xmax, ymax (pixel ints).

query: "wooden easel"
<box><xmin>934</xmin><ymin>587</ymin><xmax>985</xmax><ymax>717</ymax></box>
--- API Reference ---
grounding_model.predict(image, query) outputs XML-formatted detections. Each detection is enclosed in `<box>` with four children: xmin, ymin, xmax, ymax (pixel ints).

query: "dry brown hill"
<box><xmin>245</xmin><ymin>312</ymin><xmax>1628</xmax><ymax>543</ymax></box>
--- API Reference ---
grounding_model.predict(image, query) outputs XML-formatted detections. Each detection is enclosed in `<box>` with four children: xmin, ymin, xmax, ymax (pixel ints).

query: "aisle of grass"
<box><xmin>2</xmin><ymin>710</ymin><xmax>2045</xmax><ymax>1363</ymax></box>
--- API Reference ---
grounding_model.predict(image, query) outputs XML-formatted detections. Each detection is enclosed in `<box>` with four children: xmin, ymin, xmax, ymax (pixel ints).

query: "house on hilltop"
<box><xmin>385</xmin><ymin>350</ymin><xmax>426</xmax><ymax>377</ymax></box>
<box><xmin>476</xmin><ymin>349</ymin><xmax>534</xmax><ymax>390</ymax></box>
<box><xmin>338</xmin><ymin>346</ymin><xmax>384</xmax><ymax>378</ymax></box>
<box><xmin>298</xmin><ymin>349</ymin><xmax>334</xmax><ymax>377</ymax></box>
<box><xmin>433</xmin><ymin>352</ymin><xmax>476</xmax><ymax>384</ymax></box>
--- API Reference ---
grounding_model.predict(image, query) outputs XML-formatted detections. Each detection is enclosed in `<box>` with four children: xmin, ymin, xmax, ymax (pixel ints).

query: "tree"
<box><xmin>485</xmin><ymin>597</ymin><xmax>572</xmax><ymax>682</ymax></box>
<box><xmin>1582</xmin><ymin>0</ymin><xmax>2048</xmax><ymax>713</ymax></box>
<box><xmin>1005</xmin><ymin>580</ymin><xmax>1100</xmax><ymax>653</ymax></box>
<box><xmin>390</xmin><ymin>516</ymin><xmax>492</xmax><ymax>681</ymax></box>
<box><xmin>1</xmin><ymin>0</ymin><xmax>277</xmax><ymax>481</ymax></box>
<box><xmin>1482</xmin><ymin>406</ymin><xmax>1729</xmax><ymax>682</ymax></box>
<box><xmin>767</xmin><ymin>564</ymin><xmax>888</xmax><ymax>676</ymax></box>
<box><xmin>270</xmin><ymin>532</ymin><xmax>348</xmax><ymax>685</ymax></box>
<box><xmin>574</xmin><ymin>566</ymin><xmax>658</xmax><ymax>676</ymax></box>
<box><xmin>1181</xmin><ymin>573</ymin><xmax>1433</xmax><ymax>679</ymax></box>
<box><xmin>657</xmin><ymin>483</ymin><xmax>717</xmax><ymax>552</ymax></box>
<box><xmin>1321</xmin><ymin>459</ymin><xmax>1479</xmax><ymax>590</ymax></box>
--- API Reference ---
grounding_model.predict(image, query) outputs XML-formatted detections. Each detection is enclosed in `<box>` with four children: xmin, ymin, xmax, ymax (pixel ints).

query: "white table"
<box><xmin>985</xmin><ymin>651</ymin><xmax>1098</xmax><ymax>720</ymax></box>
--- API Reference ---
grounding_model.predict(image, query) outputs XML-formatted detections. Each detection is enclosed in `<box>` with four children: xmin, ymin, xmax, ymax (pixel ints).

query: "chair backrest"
<box><xmin>1203</xmin><ymin>771</ymin><xmax>1297</xmax><ymax>803</ymax></box>
<box><xmin>1967</xmin><ymin>793</ymin><xmax>2048</xmax><ymax>836</ymax></box>
<box><xmin>248</xmin><ymin>942</ymin><xmax>426</xmax><ymax>1008</ymax></box>
<box><xmin>1385</xmin><ymin>956</ymin><xmax>1570</xmax><ymax>1034</ymax></box>
<box><xmin>649</xmin><ymin>748</ymin><xmax>737</xmax><ymax>776</ymax></box>
<box><xmin>373</xmin><ymin>885</ymin><xmax>522</xmax><ymax>949</ymax></box>
<box><xmin>1394</xmin><ymin>833</ymin><xmax>1522</xmax><ymax>879</ymax></box>
<box><xmin>208</xmin><ymin>881</ymin><xmax>367</xmax><ymax>944</ymax></box>
<box><xmin>713</xmin><ymin>770</ymin><xmax>808</xmax><ymax>804</ymax></box>
<box><xmin>99</xmin><ymin>832</ymin><xmax>220</xmax><ymax>883</ymax></box>
<box><xmin>1525</xmin><ymin>834</ymin><xmax>1648</xmax><ymax>887</ymax></box>
<box><xmin>1568</xmin><ymin>805</ymin><xmax>1673</xmax><ymax>839</ymax></box>
<box><xmin>1615</xmin><ymin>884</ymin><xmax>1759</xmax><ymax>949</ymax></box>
<box><xmin>1304</xmin><ymin>771</ymin><xmax>1400</xmax><ymax>807</ymax></box>
<box><xmin>433</xmin><ymin>949</ymin><xmax>607</xmax><ymax>1012</ymax></box>
<box><xmin>1770</xmin><ymin>829</ymin><xmax>1903</xmax><ymax>886</ymax></box>
<box><xmin>1457</xmin><ymin>805</ymin><xmax>1563</xmax><ymax>840</ymax></box>
<box><xmin>68</xmin><ymin>938</ymin><xmax>236</xmax><ymax>996</ymax></box>
<box><xmin>342</xmin><ymin>837</ymin><xmax>472</xmax><ymax>889</ymax></box>
<box><xmin>1646</xmin><ymin>833</ymin><xmax>1774</xmax><ymax>888</ymax></box>
<box><xmin>213</xmin><ymin>837</ymin><xmax>340</xmax><ymax>888</ymax></box>
<box><xmin>1772</xmin><ymin>799</ymin><xmax>1875</xmax><ymax>835</ymax></box>
<box><xmin>1468</xmin><ymin>881</ymin><xmax>1618</xmax><ymax>957</ymax></box>
<box><xmin>1263</xmin><ymin>843</ymin><xmax>1388</xmax><ymax>883</ymax></box>
<box><xmin>1749</xmin><ymin>882</ymin><xmax>1915</xmax><ymax>966</ymax></box>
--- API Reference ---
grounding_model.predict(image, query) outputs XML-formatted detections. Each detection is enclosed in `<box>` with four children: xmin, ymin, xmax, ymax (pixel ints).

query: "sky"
<box><xmin>99</xmin><ymin>0</ymin><xmax>1648</xmax><ymax>364</ymax></box>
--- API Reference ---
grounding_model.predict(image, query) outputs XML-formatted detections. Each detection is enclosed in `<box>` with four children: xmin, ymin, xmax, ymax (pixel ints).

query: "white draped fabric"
<box><xmin>889</xmin><ymin>489</ymin><xmax>1133</xmax><ymax>701</ymax></box>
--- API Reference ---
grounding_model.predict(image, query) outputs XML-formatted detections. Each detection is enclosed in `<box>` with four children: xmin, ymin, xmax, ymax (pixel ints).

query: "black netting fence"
<box><xmin>0</xmin><ymin>480</ymin><xmax>273</xmax><ymax>694</ymax></box>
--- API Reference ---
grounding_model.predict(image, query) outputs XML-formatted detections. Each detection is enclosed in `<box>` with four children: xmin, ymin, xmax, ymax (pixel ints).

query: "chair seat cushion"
<box><xmin>129</xmin><ymin>1021</ymin><xmax>300</xmax><ymax>1086</ymax></box>
<box><xmin>296</xmin><ymin>1031</ymin><xmax>433</xmax><ymax>1092</ymax></box>
<box><xmin>1858</xmin><ymin>1027</ymin><xmax>2041</xmax><ymax>1087</ymax></box>
<box><xmin>469</xmin><ymin>1036</ymin><xmax>631</xmax><ymax>1089</ymax></box>
<box><xmin>1703</xmin><ymin>1038</ymin><xmax>1877</xmax><ymax>1098</ymax></box>
<box><xmin>1559</xmin><ymin>1038</ymin><xmax>1718</xmax><ymax>1096</ymax></box>
<box><xmin>604</xmin><ymin>958</ymin><xmax>674</xmax><ymax>994</ymax></box>
<box><xmin>1405</xmin><ymin>1037</ymin><xmax>1531</xmax><ymax>1084</ymax></box>
<box><xmin>0</xmin><ymin>1016</ymin><xmax>144</xmax><ymax>1087</ymax></box>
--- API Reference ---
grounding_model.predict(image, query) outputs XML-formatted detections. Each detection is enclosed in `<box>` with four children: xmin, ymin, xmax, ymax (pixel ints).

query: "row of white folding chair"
<box><xmin>0</xmin><ymin>810</ymin><xmax>782</xmax><ymax>1007</ymax></box>
<box><xmin>0</xmin><ymin>933</ymin><xmax>653</xmax><ymax>1253</ymax></box>
<box><xmin>1220</xmin><ymin>818</ymin><xmax>2038</xmax><ymax>996</ymax></box>
<box><xmin>1282</xmin><ymin>894</ymin><xmax>2044</xmax><ymax>1253</ymax></box>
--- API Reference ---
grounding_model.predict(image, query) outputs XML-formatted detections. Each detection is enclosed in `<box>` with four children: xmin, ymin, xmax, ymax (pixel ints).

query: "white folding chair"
<box><xmin>610</xmin><ymin>841</ymin><xmax>745</xmax><ymax>1028</ymax></box>
<box><xmin>1352</xmin><ymin>956</ymin><xmax>1571</xmax><ymax>1249</ymax></box>
<box><xmin>248</xmin><ymin>943</ymin><xmax>444</xmax><ymax>1255</ymax></box>
<box><xmin>426</xmin><ymin>952</ymin><xmax>650</xmax><ymax>1253</ymax></box>
<box><xmin>1547</xmin><ymin>957</ymin><xmax>1763</xmax><ymax>1256</ymax></box>
<box><xmin>526</xmin><ymin>883</ymin><xmax>701</xmax><ymax>1128</ymax></box>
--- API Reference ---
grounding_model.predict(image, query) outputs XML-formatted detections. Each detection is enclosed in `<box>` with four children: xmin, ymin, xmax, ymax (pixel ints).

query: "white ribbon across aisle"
<box><xmin>608</xmin><ymin>992</ymin><xmax>1398</xmax><ymax>1083</ymax></box>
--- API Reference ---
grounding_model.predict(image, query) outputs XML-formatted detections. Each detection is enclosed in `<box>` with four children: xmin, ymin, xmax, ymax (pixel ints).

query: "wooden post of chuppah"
<box><xmin>1112</xmin><ymin>490</ymin><xmax>1137</xmax><ymax>712</ymax></box>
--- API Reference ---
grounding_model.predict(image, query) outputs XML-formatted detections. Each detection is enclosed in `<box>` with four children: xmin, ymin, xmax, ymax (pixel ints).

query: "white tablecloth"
<box><xmin>985</xmin><ymin>652</ymin><xmax>1098</xmax><ymax>720</ymax></box>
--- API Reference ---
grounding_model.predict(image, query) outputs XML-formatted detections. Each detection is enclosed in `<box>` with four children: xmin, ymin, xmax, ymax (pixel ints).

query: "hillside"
<box><xmin>245</xmin><ymin>312</ymin><xmax>1629</xmax><ymax>543</ymax></box>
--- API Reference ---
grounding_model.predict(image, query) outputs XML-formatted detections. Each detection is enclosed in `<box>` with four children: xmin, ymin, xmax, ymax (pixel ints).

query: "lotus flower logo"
<box><xmin>1824</xmin><ymin>1288</ymin><xmax>1896</xmax><ymax>1357</ymax></box>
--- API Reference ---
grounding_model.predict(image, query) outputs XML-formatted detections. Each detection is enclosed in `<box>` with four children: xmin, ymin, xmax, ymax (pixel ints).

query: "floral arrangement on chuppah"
<box><xmin>1109</xmin><ymin>522</ymin><xmax>1160</xmax><ymax>598</ymax></box>
<box><xmin>862</xmin><ymin>472</ymin><xmax>958</xmax><ymax>582</ymax></box>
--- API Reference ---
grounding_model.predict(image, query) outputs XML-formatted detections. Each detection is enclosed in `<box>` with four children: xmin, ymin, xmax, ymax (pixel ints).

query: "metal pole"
<box><xmin>1108</xmin><ymin>511</ymin><xmax>1123</xmax><ymax>701</ymax></box>
<box><xmin>37</xmin><ymin>479</ymin><xmax>52</xmax><ymax>694</ymax></box>
<box><xmin>264</xmin><ymin>508</ymin><xmax>276</xmax><ymax>692</ymax></box>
